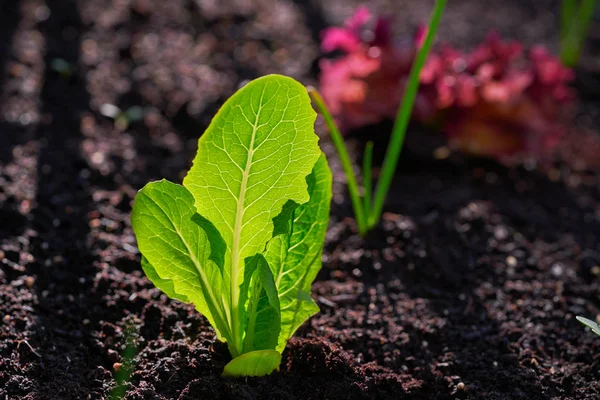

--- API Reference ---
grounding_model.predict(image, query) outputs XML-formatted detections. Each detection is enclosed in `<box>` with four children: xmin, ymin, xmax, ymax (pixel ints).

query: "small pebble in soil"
<box><xmin>494</xmin><ymin>225</ymin><xmax>509</xmax><ymax>240</ymax></box>
<box><xmin>25</xmin><ymin>276</ymin><xmax>35</xmax><ymax>288</ymax></box>
<box><xmin>433</xmin><ymin>146</ymin><xmax>451</xmax><ymax>159</ymax></box>
<box><xmin>551</xmin><ymin>263</ymin><xmax>564</xmax><ymax>277</ymax></box>
<box><xmin>530</xmin><ymin>358</ymin><xmax>539</xmax><ymax>367</ymax></box>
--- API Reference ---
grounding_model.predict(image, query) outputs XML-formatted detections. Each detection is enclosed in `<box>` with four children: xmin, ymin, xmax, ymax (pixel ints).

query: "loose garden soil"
<box><xmin>1</xmin><ymin>0</ymin><xmax>599</xmax><ymax>399</ymax></box>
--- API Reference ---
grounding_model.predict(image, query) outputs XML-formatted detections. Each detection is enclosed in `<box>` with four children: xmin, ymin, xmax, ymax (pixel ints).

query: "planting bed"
<box><xmin>1</xmin><ymin>0</ymin><xmax>599</xmax><ymax>399</ymax></box>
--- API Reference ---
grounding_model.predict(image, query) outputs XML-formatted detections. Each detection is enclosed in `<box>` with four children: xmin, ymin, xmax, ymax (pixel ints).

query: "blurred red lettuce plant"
<box><xmin>319</xmin><ymin>8</ymin><xmax>576</xmax><ymax>161</ymax></box>
<box><xmin>419</xmin><ymin>34</ymin><xmax>575</xmax><ymax>159</ymax></box>
<box><xmin>319</xmin><ymin>6</ymin><xmax>415</xmax><ymax>132</ymax></box>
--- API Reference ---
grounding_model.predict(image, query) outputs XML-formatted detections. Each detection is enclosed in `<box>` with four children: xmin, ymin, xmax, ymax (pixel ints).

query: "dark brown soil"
<box><xmin>1</xmin><ymin>0</ymin><xmax>599</xmax><ymax>399</ymax></box>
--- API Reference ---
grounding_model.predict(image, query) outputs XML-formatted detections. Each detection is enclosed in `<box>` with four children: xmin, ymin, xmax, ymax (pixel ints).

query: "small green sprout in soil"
<box><xmin>50</xmin><ymin>58</ymin><xmax>73</xmax><ymax>78</ymax></box>
<box><xmin>577</xmin><ymin>316</ymin><xmax>600</xmax><ymax>336</ymax></box>
<box><xmin>309</xmin><ymin>0</ymin><xmax>446</xmax><ymax>236</ymax></box>
<box><xmin>131</xmin><ymin>75</ymin><xmax>332</xmax><ymax>377</ymax></box>
<box><xmin>560</xmin><ymin>0</ymin><xmax>597</xmax><ymax>67</ymax></box>
<box><xmin>100</xmin><ymin>104</ymin><xmax>145</xmax><ymax>131</ymax></box>
<box><xmin>109</xmin><ymin>325</ymin><xmax>137</xmax><ymax>400</ymax></box>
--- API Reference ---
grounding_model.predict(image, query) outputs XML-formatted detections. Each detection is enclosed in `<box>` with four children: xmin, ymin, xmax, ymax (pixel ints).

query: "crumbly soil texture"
<box><xmin>1</xmin><ymin>0</ymin><xmax>600</xmax><ymax>399</ymax></box>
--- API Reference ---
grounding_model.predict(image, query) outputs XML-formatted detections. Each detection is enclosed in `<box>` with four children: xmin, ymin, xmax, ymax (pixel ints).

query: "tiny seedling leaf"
<box><xmin>577</xmin><ymin>316</ymin><xmax>600</xmax><ymax>337</ymax></box>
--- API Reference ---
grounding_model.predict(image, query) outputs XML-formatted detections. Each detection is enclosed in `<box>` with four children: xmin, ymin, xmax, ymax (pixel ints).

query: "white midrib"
<box><xmin>230</xmin><ymin>104</ymin><xmax>261</xmax><ymax>355</ymax></box>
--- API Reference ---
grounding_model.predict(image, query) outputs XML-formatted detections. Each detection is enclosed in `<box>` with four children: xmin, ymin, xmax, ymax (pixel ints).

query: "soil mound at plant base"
<box><xmin>1</xmin><ymin>0</ymin><xmax>599</xmax><ymax>399</ymax></box>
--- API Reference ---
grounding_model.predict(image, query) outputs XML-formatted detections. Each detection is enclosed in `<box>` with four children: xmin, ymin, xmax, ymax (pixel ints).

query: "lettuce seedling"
<box><xmin>131</xmin><ymin>75</ymin><xmax>332</xmax><ymax>377</ymax></box>
<box><xmin>419</xmin><ymin>34</ymin><xmax>574</xmax><ymax>159</ymax></box>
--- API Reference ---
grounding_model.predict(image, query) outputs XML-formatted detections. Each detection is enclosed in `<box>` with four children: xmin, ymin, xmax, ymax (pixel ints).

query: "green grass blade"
<box><xmin>108</xmin><ymin>326</ymin><xmax>137</xmax><ymax>400</ymax></box>
<box><xmin>561</xmin><ymin>0</ymin><xmax>597</xmax><ymax>66</ymax></box>
<box><xmin>308</xmin><ymin>88</ymin><xmax>367</xmax><ymax>235</ymax></box>
<box><xmin>579</xmin><ymin>0</ymin><xmax>598</xmax><ymax>42</ymax></box>
<box><xmin>581</xmin><ymin>0</ymin><xmax>598</xmax><ymax>22</ymax></box>
<box><xmin>362</xmin><ymin>141</ymin><xmax>373</xmax><ymax>222</ymax></box>
<box><xmin>561</xmin><ymin>0</ymin><xmax>576</xmax><ymax>41</ymax></box>
<box><xmin>369</xmin><ymin>0</ymin><xmax>447</xmax><ymax>228</ymax></box>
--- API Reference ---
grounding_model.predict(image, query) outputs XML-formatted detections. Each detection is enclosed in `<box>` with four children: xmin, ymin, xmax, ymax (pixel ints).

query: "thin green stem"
<box><xmin>308</xmin><ymin>88</ymin><xmax>367</xmax><ymax>235</ymax></box>
<box><xmin>362</xmin><ymin>141</ymin><xmax>373</xmax><ymax>223</ymax></box>
<box><xmin>561</xmin><ymin>0</ymin><xmax>575</xmax><ymax>41</ymax></box>
<box><xmin>109</xmin><ymin>326</ymin><xmax>137</xmax><ymax>400</ymax></box>
<box><xmin>560</xmin><ymin>0</ymin><xmax>598</xmax><ymax>66</ymax></box>
<box><xmin>579</xmin><ymin>0</ymin><xmax>598</xmax><ymax>44</ymax></box>
<box><xmin>368</xmin><ymin>0</ymin><xmax>447</xmax><ymax>228</ymax></box>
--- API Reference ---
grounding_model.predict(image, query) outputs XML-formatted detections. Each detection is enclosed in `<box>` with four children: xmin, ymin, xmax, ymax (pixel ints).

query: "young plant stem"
<box><xmin>362</xmin><ymin>141</ymin><xmax>373</xmax><ymax>223</ymax></box>
<box><xmin>309</xmin><ymin>0</ymin><xmax>446</xmax><ymax>235</ymax></box>
<box><xmin>109</xmin><ymin>326</ymin><xmax>137</xmax><ymax>400</ymax></box>
<box><xmin>308</xmin><ymin>88</ymin><xmax>368</xmax><ymax>235</ymax></box>
<box><xmin>560</xmin><ymin>0</ymin><xmax>598</xmax><ymax>66</ymax></box>
<box><xmin>368</xmin><ymin>0</ymin><xmax>447</xmax><ymax>228</ymax></box>
<box><xmin>561</xmin><ymin>0</ymin><xmax>575</xmax><ymax>40</ymax></box>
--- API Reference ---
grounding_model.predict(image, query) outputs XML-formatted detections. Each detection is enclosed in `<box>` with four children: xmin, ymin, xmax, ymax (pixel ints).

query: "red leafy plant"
<box><xmin>419</xmin><ymin>34</ymin><xmax>575</xmax><ymax>159</ymax></box>
<box><xmin>319</xmin><ymin>7</ymin><xmax>576</xmax><ymax>161</ymax></box>
<box><xmin>319</xmin><ymin>6</ymin><xmax>416</xmax><ymax>132</ymax></box>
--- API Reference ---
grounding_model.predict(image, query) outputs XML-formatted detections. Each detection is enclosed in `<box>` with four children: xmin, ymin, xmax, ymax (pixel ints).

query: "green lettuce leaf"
<box><xmin>266</xmin><ymin>154</ymin><xmax>332</xmax><ymax>352</ymax></box>
<box><xmin>141</xmin><ymin>257</ymin><xmax>189</xmax><ymax>303</ymax></box>
<box><xmin>131</xmin><ymin>75</ymin><xmax>332</xmax><ymax>377</ymax></box>
<box><xmin>183</xmin><ymin>75</ymin><xmax>320</xmax><ymax>356</ymax></box>
<box><xmin>222</xmin><ymin>350</ymin><xmax>282</xmax><ymax>377</ymax></box>
<box><xmin>131</xmin><ymin>180</ymin><xmax>231</xmax><ymax>343</ymax></box>
<box><xmin>241</xmin><ymin>255</ymin><xmax>281</xmax><ymax>353</ymax></box>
